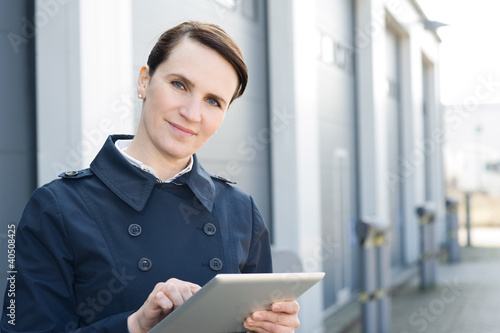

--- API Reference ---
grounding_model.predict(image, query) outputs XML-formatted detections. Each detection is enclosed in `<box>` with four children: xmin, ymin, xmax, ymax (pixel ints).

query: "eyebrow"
<box><xmin>170</xmin><ymin>73</ymin><xmax>228</xmax><ymax>109</ymax></box>
<box><xmin>172</xmin><ymin>73</ymin><xmax>195</xmax><ymax>89</ymax></box>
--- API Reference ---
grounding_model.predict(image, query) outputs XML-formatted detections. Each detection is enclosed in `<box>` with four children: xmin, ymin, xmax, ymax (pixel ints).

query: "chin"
<box><xmin>162</xmin><ymin>147</ymin><xmax>194</xmax><ymax>160</ymax></box>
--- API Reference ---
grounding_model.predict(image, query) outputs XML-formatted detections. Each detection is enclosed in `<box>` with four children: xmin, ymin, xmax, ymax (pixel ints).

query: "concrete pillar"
<box><xmin>354</xmin><ymin>0</ymin><xmax>390</xmax><ymax>224</ymax></box>
<box><xmin>268</xmin><ymin>0</ymin><xmax>324</xmax><ymax>331</ymax></box>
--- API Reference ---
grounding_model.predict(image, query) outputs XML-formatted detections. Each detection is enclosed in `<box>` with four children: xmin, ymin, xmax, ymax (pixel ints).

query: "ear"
<box><xmin>137</xmin><ymin>65</ymin><xmax>150</xmax><ymax>99</ymax></box>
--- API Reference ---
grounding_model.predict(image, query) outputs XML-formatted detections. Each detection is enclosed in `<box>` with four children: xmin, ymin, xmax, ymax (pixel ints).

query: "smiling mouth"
<box><xmin>168</xmin><ymin>121</ymin><xmax>196</xmax><ymax>136</ymax></box>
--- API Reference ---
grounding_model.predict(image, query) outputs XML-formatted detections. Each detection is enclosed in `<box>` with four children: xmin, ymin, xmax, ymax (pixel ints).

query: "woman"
<box><xmin>1</xmin><ymin>22</ymin><xmax>300</xmax><ymax>332</ymax></box>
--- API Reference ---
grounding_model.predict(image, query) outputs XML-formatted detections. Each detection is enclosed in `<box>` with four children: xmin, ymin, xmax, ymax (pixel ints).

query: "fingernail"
<box><xmin>253</xmin><ymin>313</ymin><xmax>263</xmax><ymax>320</ymax></box>
<box><xmin>246</xmin><ymin>318</ymin><xmax>255</xmax><ymax>325</ymax></box>
<box><xmin>272</xmin><ymin>304</ymin><xmax>281</xmax><ymax>311</ymax></box>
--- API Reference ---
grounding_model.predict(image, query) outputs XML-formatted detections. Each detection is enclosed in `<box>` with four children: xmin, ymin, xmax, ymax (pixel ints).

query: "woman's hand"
<box><xmin>243</xmin><ymin>300</ymin><xmax>300</xmax><ymax>333</ymax></box>
<box><xmin>127</xmin><ymin>278</ymin><xmax>201</xmax><ymax>333</ymax></box>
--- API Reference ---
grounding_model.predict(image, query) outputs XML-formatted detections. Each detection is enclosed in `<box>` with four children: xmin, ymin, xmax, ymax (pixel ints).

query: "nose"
<box><xmin>178</xmin><ymin>97</ymin><xmax>202</xmax><ymax>123</ymax></box>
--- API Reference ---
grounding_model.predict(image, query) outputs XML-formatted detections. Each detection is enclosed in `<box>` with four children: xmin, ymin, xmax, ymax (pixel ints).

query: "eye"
<box><xmin>206</xmin><ymin>98</ymin><xmax>221</xmax><ymax>108</ymax></box>
<box><xmin>171</xmin><ymin>81</ymin><xmax>185</xmax><ymax>90</ymax></box>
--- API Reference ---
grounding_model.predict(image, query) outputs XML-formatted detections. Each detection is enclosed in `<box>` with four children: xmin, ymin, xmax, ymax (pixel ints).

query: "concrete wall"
<box><xmin>355</xmin><ymin>0</ymin><xmax>443</xmax><ymax>269</ymax></box>
<box><xmin>0</xmin><ymin>0</ymin><xmax>37</xmax><ymax>309</ymax></box>
<box><xmin>36</xmin><ymin>0</ymin><xmax>135</xmax><ymax>186</ymax></box>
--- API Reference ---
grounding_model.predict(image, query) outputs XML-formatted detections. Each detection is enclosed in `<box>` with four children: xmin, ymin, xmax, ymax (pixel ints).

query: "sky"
<box><xmin>418</xmin><ymin>0</ymin><xmax>500</xmax><ymax>105</ymax></box>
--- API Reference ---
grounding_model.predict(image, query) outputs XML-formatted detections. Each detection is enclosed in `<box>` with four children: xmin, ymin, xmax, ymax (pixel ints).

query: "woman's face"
<box><xmin>136</xmin><ymin>38</ymin><xmax>238</xmax><ymax>162</ymax></box>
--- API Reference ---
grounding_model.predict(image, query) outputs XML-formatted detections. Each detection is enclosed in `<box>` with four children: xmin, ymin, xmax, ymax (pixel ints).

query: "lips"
<box><xmin>168</xmin><ymin>121</ymin><xmax>196</xmax><ymax>137</ymax></box>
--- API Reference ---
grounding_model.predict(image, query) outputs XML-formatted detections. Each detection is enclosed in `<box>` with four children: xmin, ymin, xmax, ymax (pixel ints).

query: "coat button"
<box><xmin>138</xmin><ymin>258</ymin><xmax>152</xmax><ymax>271</ymax></box>
<box><xmin>64</xmin><ymin>171</ymin><xmax>79</xmax><ymax>177</ymax></box>
<box><xmin>209</xmin><ymin>258</ymin><xmax>223</xmax><ymax>271</ymax></box>
<box><xmin>203</xmin><ymin>223</ymin><xmax>217</xmax><ymax>236</ymax></box>
<box><xmin>128</xmin><ymin>224</ymin><xmax>142</xmax><ymax>237</ymax></box>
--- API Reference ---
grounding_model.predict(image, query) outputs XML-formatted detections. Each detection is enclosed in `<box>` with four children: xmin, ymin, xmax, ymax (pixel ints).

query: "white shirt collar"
<box><xmin>115</xmin><ymin>139</ymin><xmax>193</xmax><ymax>183</ymax></box>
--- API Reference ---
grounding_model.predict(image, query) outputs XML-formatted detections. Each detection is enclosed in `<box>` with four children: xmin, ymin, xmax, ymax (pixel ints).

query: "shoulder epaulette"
<box><xmin>58</xmin><ymin>168</ymin><xmax>93</xmax><ymax>179</ymax></box>
<box><xmin>211</xmin><ymin>175</ymin><xmax>237</xmax><ymax>185</ymax></box>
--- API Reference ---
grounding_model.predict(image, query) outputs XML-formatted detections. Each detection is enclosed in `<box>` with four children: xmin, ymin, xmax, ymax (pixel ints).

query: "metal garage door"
<box><xmin>131</xmin><ymin>0</ymin><xmax>272</xmax><ymax>229</ymax></box>
<box><xmin>316</xmin><ymin>0</ymin><xmax>358</xmax><ymax>310</ymax></box>
<box><xmin>386</xmin><ymin>27</ymin><xmax>404</xmax><ymax>267</ymax></box>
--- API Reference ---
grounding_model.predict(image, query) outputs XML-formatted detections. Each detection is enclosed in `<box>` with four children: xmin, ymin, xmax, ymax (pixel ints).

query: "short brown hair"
<box><xmin>147</xmin><ymin>21</ymin><xmax>248</xmax><ymax>103</ymax></box>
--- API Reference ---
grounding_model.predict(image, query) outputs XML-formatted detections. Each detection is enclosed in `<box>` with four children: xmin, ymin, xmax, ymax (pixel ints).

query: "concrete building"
<box><xmin>0</xmin><ymin>0</ymin><xmax>445</xmax><ymax>331</ymax></box>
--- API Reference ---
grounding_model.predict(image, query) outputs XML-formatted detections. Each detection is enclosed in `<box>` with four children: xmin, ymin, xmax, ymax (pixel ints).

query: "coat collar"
<box><xmin>90</xmin><ymin>135</ymin><xmax>216</xmax><ymax>212</ymax></box>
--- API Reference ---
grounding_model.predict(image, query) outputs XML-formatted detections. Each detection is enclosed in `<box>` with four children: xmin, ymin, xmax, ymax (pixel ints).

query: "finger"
<box><xmin>154</xmin><ymin>291</ymin><xmax>174</xmax><ymax>312</ymax></box>
<box><xmin>255</xmin><ymin>310</ymin><xmax>298</xmax><ymax>327</ymax></box>
<box><xmin>244</xmin><ymin>317</ymin><xmax>289</xmax><ymax>333</ymax></box>
<box><xmin>163</xmin><ymin>283</ymin><xmax>185</xmax><ymax>308</ymax></box>
<box><xmin>177</xmin><ymin>282</ymin><xmax>196</xmax><ymax>302</ymax></box>
<box><xmin>181</xmin><ymin>281</ymin><xmax>201</xmax><ymax>294</ymax></box>
<box><xmin>190</xmin><ymin>283</ymin><xmax>202</xmax><ymax>294</ymax></box>
<box><xmin>271</xmin><ymin>301</ymin><xmax>300</xmax><ymax>314</ymax></box>
<box><xmin>244</xmin><ymin>316</ymin><xmax>298</xmax><ymax>333</ymax></box>
<box><xmin>164</xmin><ymin>278</ymin><xmax>201</xmax><ymax>294</ymax></box>
<box><xmin>246</xmin><ymin>310</ymin><xmax>300</xmax><ymax>330</ymax></box>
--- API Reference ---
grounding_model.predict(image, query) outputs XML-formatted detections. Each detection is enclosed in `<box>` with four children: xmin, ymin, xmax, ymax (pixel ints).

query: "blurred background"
<box><xmin>1</xmin><ymin>0</ymin><xmax>499</xmax><ymax>332</ymax></box>
<box><xmin>420</xmin><ymin>0</ymin><xmax>500</xmax><ymax>249</ymax></box>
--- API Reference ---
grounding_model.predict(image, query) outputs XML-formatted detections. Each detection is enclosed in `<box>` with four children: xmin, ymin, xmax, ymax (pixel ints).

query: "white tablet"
<box><xmin>149</xmin><ymin>272</ymin><xmax>325</xmax><ymax>333</ymax></box>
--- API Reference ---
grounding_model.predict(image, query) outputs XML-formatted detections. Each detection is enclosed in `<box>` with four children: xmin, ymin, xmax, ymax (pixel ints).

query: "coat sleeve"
<box><xmin>241</xmin><ymin>196</ymin><xmax>273</xmax><ymax>274</ymax></box>
<box><xmin>0</xmin><ymin>186</ymin><xmax>133</xmax><ymax>333</ymax></box>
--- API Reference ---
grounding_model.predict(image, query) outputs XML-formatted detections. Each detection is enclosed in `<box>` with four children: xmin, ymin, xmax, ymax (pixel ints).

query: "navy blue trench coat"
<box><xmin>1</xmin><ymin>135</ymin><xmax>272</xmax><ymax>332</ymax></box>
